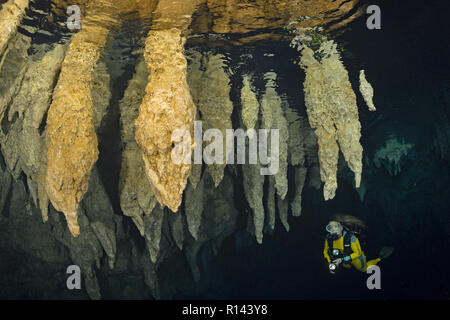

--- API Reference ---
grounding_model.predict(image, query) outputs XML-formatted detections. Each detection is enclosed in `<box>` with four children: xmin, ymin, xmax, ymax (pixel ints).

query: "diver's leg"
<box><xmin>366</xmin><ymin>258</ymin><xmax>381</xmax><ymax>268</ymax></box>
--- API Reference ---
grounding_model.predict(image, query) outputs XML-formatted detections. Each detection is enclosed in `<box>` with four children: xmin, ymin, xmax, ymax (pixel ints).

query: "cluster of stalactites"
<box><xmin>295</xmin><ymin>37</ymin><xmax>364</xmax><ymax>200</ymax></box>
<box><xmin>187</xmin><ymin>50</ymin><xmax>234</xmax><ymax>188</ymax></box>
<box><xmin>240</xmin><ymin>71</ymin><xmax>312</xmax><ymax>244</ymax></box>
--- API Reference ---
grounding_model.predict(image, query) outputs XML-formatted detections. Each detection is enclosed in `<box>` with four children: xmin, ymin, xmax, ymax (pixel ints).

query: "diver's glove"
<box><xmin>332</xmin><ymin>258</ymin><xmax>343</xmax><ymax>265</ymax></box>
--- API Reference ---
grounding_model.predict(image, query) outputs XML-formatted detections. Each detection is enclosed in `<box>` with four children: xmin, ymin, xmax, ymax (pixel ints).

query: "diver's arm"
<box><xmin>345</xmin><ymin>236</ymin><xmax>362</xmax><ymax>262</ymax></box>
<box><xmin>323</xmin><ymin>240</ymin><xmax>331</xmax><ymax>263</ymax></box>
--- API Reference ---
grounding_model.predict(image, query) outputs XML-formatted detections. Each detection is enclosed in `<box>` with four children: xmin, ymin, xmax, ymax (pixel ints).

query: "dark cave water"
<box><xmin>1</xmin><ymin>0</ymin><xmax>449</xmax><ymax>300</ymax></box>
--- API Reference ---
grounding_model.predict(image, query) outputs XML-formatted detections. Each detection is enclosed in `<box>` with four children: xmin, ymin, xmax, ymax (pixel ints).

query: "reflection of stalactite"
<box><xmin>0</xmin><ymin>0</ymin><xmax>30</xmax><ymax>57</ymax></box>
<box><xmin>135</xmin><ymin>28</ymin><xmax>196</xmax><ymax>213</ymax></box>
<box><xmin>187</xmin><ymin>50</ymin><xmax>233</xmax><ymax>187</ymax></box>
<box><xmin>119</xmin><ymin>58</ymin><xmax>157</xmax><ymax>236</ymax></box>
<box><xmin>297</xmin><ymin>40</ymin><xmax>363</xmax><ymax>200</ymax></box>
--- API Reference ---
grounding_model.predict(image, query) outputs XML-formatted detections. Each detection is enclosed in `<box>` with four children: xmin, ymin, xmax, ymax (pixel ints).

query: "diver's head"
<box><xmin>326</xmin><ymin>220</ymin><xmax>343</xmax><ymax>239</ymax></box>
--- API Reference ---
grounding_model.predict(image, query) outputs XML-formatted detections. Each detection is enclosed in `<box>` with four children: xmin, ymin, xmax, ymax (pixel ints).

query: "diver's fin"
<box><xmin>379</xmin><ymin>246</ymin><xmax>395</xmax><ymax>260</ymax></box>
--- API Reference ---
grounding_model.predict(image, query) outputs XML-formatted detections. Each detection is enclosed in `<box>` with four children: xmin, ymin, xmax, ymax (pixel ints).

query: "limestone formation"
<box><xmin>45</xmin><ymin>21</ymin><xmax>112</xmax><ymax>237</ymax></box>
<box><xmin>241</xmin><ymin>74</ymin><xmax>260</xmax><ymax>138</ymax></box>
<box><xmin>187</xmin><ymin>50</ymin><xmax>233</xmax><ymax>187</ymax></box>
<box><xmin>260</xmin><ymin>72</ymin><xmax>289</xmax><ymax>200</ymax></box>
<box><xmin>185</xmin><ymin>170</ymin><xmax>206</xmax><ymax>240</ymax></box>
<box><xmin>278</xmin><ymin>195</ymin><xmax>290</xmax><ymax>232</ymax></box>
<box><xmin>0</xmin><ymin>0</ymin><xmax>374</xmax><ymax>300</ymax></box>
<box><xmin>185</xmin><ymin>172</ymin><xmax>237</xmax><ymax>281</ymax></box>
<box><xmin>143</xmin><ymin>205</ymin><xmax>165</xmax><ymax>264</ymax></box>
<box><xmin>119</xmin><ymin>58</ymin><xmax>157</xmax><ymax>236</ymax></box>
<box><xmin>240</xmin><ymin>82</ymin><xmax>265</xmax><ymax>243</ymax></box>
<box><xmin>135</xmin><ymin>28</ymin><xmax>196</xmax><ymax>213</ymax></box>
<box><xmin>359</xmin><ymin>70</ymin><xmax>376</xmax><ymax>111</ymax></box>
<box><xmin>47</xmin><ymin>165</ymin><xmax>119</xmax><ymax>300</ymax></box>
<box><xmin>243</xmin><ymin>158</ymin><xmax>265</xmax><ymax>244</ymax></box>
<box><xmin>291</xmin><ymin>166</ymin><xmax>307</xmax><ymax>216</ymax></box>
<box><xmin>374</xmin><ymin>135</ymin><xmax>413</xmax><ymax>176</ymax></box>
<box><xmin>168</xmin><ymin>210</ymin><xmax>185</xmax><ymax>250</ymax></box>
<box><xmin>266</xmin><ymin>176</ymin><xmax>276</xmax><ymax>232</ymax></box>
<box><xmin>188</xmin><ymin>161</ymin><xmax>203</xmax><ymax>189</ymax></box>
<box><xmin>18</xmin><ymin>45</ymin><xmax>67</xmax><ymax>221</ymax></box>
<box><xmin>0</xmin><ymin>33</ymin><xmax>30</xmax><ymax>124</ymax></box>
<box><xmin>82</xmin><ymin>167</ymin><xmax>117</xmax><ymax>270</ymax></box>
<box><xmin>0</xmin><ymin>0</ymin><xmax>30</xmax><ymax>57</ymax></box>
<box><xmin>297</xmin><ymin>40</ymin><xmax>363</xmax><ymax>200</ymax></box>
<box><xmin>285</xmin><ymin>106</ymin><xmax>306</xmax><ymax>167</ymax></box>
<box><xmin>92</xmin><ymin>62</ymin><xmax>112</xmax><ymax>130</ymax></box>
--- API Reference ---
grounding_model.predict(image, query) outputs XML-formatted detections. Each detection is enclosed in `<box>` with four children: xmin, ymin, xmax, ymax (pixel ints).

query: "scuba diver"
<box><xmin>323</xmin><ymin>214</ymin><xmax>394</xmax><ymax>274</ymax></box>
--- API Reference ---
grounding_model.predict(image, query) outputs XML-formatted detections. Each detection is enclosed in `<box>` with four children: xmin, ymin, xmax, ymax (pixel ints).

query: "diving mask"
<box><xmin>326</xmin><ymin>221</ymin><xmax>343</xmax><ymax>236</ymax></box>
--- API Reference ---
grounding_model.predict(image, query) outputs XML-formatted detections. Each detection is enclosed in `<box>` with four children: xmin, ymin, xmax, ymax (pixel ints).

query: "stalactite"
<box><xmin>141</xmin><ymin>251</ymin><xmax>160</xmax><ymax>299</ymax></box>
<box><xmin>168</xmin><ymin>209</ymin><xmax>185</xmax><ymax>250</ymax></box>
<box><xmin>0</xmin><ymin>164</ymin><xmax>12</xmax><ymax>216</ymax></box>
<box><xmin>240</xmin><ymin>74</ymin><xmax>260</xmax><ymax>138</ymax></box>
<box><xmin>45</xmin><ymin>15</ymin><xmax>115</xmax><ymax>237</ymax></box>
<box><xmin>240</xmin><ymin>75</ymin><xmax>265</xmax><ymax>243</ymax></box>
<box><xmin>185</xmin><ymin>171</ymin><xmax>237</xmax><ymax>281</ymax></box>
<box><xmin>135</xmin><ymin>0</ymin><xmax>201</xmax><ymax>212</ymax></box>
<box><xmin>143</xmin><ymin>205</ymin><xmax>165</xmax><ymax>264</ymax></box>
<box><xmin>0</xmin><ymin>33</ymin><xmax>30</xmax><ymax>125</ymax></box>
<box><xmin>266</xmin><ymin>176</ymin><xmax>276</xmax><ymax>232</ymax></box>
<box><xmin>188</xmin><ymin>162</ymin><xmax>203</xmax><ymax>189</ymax></box>
<box><xmin>296</xmin><ymin>40</ymin><xmax>363</xmax><ymax>200</ymax></box>
<box><xmin>187</xmin><ymin>50</ymin><xmax>233</xmax><ymax>187</ymax></box>
<box><xmin>0</xmin><ymin>0</ymin><xmax>30</xmax><ymax>57</ymax></box>
<box><xmin>82</xmin><ymin>167</ymin><xmax>117</xmax><ymax>270</ymax></box>
<box><xmin>291</xmin><ymin>166</ymin><xmax>307</xmax><ymax>216</ymax></box>
<box><xmin>0</xmin><ymin>37</ymin><xmax>67</xmax><ymax>224</ymax></box>
<box><xmin>184</xmin><ymin>169</ymin><xmax>205</xmax><ymax>240</ymax></box>
<box><xmin>284</xmin><ymin>100</ymin><xmax>317</xmax><ymax>217</ymax></box>
<box><xmin>260</xmin><ymin>72</ymin><xmax>289</xmax><ymax>200</ymax></box>
<box><xmin>359</xmin><ymin>69</ymin><xmax>376</xmax><ymax>111</ymax></box>
<box><xmin>92</xmin><ymin>61</ymin><xmax>112</xmax><ymax>130</ymax></box>
<box><xmin>243</xmin><ymin>160</ymin><xmax>265</xmax><ymax>244</ymax></box>
<box><xmin>19</xmin><ymin>44</ymin><xmax>67</xmax><ymax>222</ymax></box>
<box><xmin>119</xmin><ymin>58</ymin><xmax>157</xmax><ymax>236</ymax></box>
<box><xmin>284</xmin><ymin>105</ymin><xmax>306</xmax><ymax>166</ymax></box>
<box><xmin>135</xmin><ymin>29</ymin><xmax>196</xmax><ymax>213</ymax></box>
<box><xmin>277</xmin><ymin>195</ymin><xmax>290</xmax><ymax>232</ymax></box>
